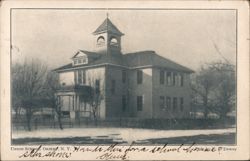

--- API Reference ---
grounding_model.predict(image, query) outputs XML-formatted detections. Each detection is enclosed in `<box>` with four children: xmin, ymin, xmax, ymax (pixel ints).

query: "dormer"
<box><xmin>72</xmin><ymin>50</ymin><xmax>101</xmax><ymax>66</ymax></box>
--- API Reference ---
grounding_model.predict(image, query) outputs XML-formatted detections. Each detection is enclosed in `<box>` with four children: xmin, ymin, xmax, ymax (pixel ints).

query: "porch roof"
<box><xmin>56</xmin><ymin>85</ymin><xmax>92</xmax><ymax>95</ymax></box>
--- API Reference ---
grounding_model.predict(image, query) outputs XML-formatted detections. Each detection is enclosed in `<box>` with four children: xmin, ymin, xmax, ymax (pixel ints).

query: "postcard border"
<box><xmin>10</xmin><ymin>7</ymin><xmax>238</xmax><ymax>147</ymax></box>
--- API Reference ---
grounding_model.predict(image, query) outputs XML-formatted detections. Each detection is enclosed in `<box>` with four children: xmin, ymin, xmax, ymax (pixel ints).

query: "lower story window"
<box><xmin>122</xmin><ymin>95</ymin><xmax>127</xmax><ymax>112</ymax></box>
<box><xmin>160</xmin><ymin>96</ymin><xmax>165</xmax><ymax>109</ymax></box>
<box><xmin>62</xmin><ymin>111</ymin><xmax>70</xmax><ymax>117</ymax></box>
<box><xmin>111</xmin><ymin>80</ymin><xmax>116</xmax><ymax>94</ymax></box>
<box><xmin>95</xmin><ymin>79</ymin><xmax>100</xmax><ymax>94</ymax></box>
<box><xmin>137</xmin><ymin>96</ymin><xmax>143</xmax><ymax>111</ymax></box>
<box><xmin>173</xmin><ymin>97</ymin><xmax>177</xmax><ymax>111</ymax></box>
<box><xmin>180</xmin><ymin>97</ymin><xmax>184</xmax><ymax>111</ymax></box>
<box><xmin>166</xmin><ymin>97</ymin><xmax>171</xmax><ymax>110</ymax></box>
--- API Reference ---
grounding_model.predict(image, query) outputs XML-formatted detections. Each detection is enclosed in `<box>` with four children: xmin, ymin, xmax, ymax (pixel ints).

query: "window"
<box><xmin>95</xmin><ymin>80</ymin><xmax>100</xmax><ymax>94</ymax></box>
<box><xmin>82</xmin><ymin>70</ymin><xmax>86</xmax><ymax>84</ymax></box>
<box><xmin>180</xmin><ymin>74</ymin><xmax>184</xmax><ymax>86</ymax></box>
<box><xmin>176</xmin><ymin>74</ymin><xmax>180</xmax><ymax>86</ymax></box>
<box><xmin>77</xmin><ymin>70</ymin><xmax>86</xmax><ymax>85</ymax></box>
<box><xmin>137</xmin><ymin>96</ymin><xmax>143</xmax><ymax>111</ymax></box>
<box><xmin>82</xmin><ymin>56</ymin><xmax>87</xmax><ymax>64</ymax></box>
<box><xmin>166</xmin><ymin>97</ymin><xmax>171</xmax><ymax>110</ymax></box>
<box><xmin>160</xmin><ymin>70</ymin><xmax>165</xmax><ymax>84</ymax></box>
<box><xmin>122</xmin><ymin>70</ymin><xmax>126</xmax><ymax>83</ymax></box>
<box><xmin>173</xmin><ymin>73</ymin><xmax>177</xmax><ymax>86</ymax></box>
<box><xmin>62</xmin><ymin>111</ymin><xmax>70</xmax><ymax>117</ymax></box>
<box><xmin>122</xmin><ymin>95</ymin><xmax>127</xmax><ymax>112</ymax></box>
<box><xmin>74</xmin><ymin>71</ymin><xmax>78</xmax><ymax>84</ymax></box>
<box><xmin>160</xmin><ymin>96</ymin><xmax>165</xmax><ymax>109</ymax></box>
<box><xmin>74</xmin><ymin>60</ymin><xmax>77</xmax><ymax>65</ymax></box>
<box><xmin>180</xmin><ymin>97</ymin><xmax>184</xmax><ymax>111</ymax></box>
<box><xmin>78</xmin><ymin>70</ymin><xmax>82</xmax><ymax>84</ymax></box>
<box><xmin>73</xmin><ymin>56</ymin><xmax>88</xmax><ymax>66</ymax></box>
<box><xmin>97</xmin><ymin>36</ymin><xmax>105</xmax><ymax>45</ymax></box>
<box><xmin>173</xmin><ymin>97</ymin><xmax>177</xmax><ymax>111</ymax></box>
<box><xmin>137</xmin><ymin>70</ymin><xmax>143</xmax><ymax>84</ymax></box>
<box><xmin>111</xmin><ymin>80</ymin><xmax>116</xmax><ymax>94</ymax></box>
<box><xmin>167</xmin><ymin>72</ymin><xmax>172</xmax><ymax>86</ymax></box>
<box><xmin>110</xmin><ymin>37</ymin><xmax>118</xmax><ymax>46</ymax></box>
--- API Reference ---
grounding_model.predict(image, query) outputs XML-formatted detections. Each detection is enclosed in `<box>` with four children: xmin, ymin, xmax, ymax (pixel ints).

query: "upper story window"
<box><xmin>166</xmin><ymin>72</ymin><xmax>172</xmax><ymax>86</ymax></box>
<box><xmin>170</xmin><ymin>72</ymin><xmax>184</xmax><ymax>87</ymax></box>
<box><xmin>137</xmin><ymin>70</ymin><xmax>143</xmax><ymax>84</ymax></box>
<box><xmin>73</xmin><ymin>56</ymin><xmax>88</xmax><ymax>66</ymax></box>
<box><xmin>180</xmin><ymin>74</ymin><xmax>184</xmax><ymax>86</ymax></box>
<box><xmin>76</xmin><ymin>70</ymin><xmax>86</xmax><ymax>85</ymax></box>
<box><xmin>160</xmin><ymin>70</ymin><xmax>165</xmax><ymax>84</ymax></box>
<box><xmin>175</xmin><ymin>73</ymin><xmax>184</xmax><ymax>87</ymax></box>
<box><xmin>173</xmin><ymin>72</ymin><xmax>177</xmax><ymax>86</ymax></box>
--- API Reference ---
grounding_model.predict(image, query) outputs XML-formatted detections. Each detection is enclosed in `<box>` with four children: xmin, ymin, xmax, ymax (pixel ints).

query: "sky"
<box><xmin>11</xmin><ymin>9</ymin><xmax>236</xmax><ymax>71</ymax></box>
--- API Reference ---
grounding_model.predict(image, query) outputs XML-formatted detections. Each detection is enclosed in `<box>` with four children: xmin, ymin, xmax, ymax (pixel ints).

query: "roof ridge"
<box><xmin>124</xmin><ymin>50</ymin><xmax>155</xmax><ymax>55</ymax></box>
<box><xmin>79</xmin><ymin>49</ymin><xmax>100</xmax><ymax>54</ymax></box>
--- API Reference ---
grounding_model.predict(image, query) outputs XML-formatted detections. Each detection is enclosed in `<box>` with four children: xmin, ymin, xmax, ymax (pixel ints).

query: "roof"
<box><xmin>93</xmin><ymin>18</ymin><xmax>124</xmax><ymax>36</ymax></box>
<box><xmin>72</xmin><ymin>50</ymin><xmax>101</xmax><ymax>59</ymax></box>
<box><xmin>54</xmin><ymin>50</ymin><xmax>194</xmax><ymax>73</ymax></box>
<box><xmin>54</xmin><ymin>50</ymin><xmax>125</xmax><ymax>72</ymax></box>
<box><xmin>124</xmin><ymin>51</ymin><xmax>194</xmax><ymax>73</ymax></box>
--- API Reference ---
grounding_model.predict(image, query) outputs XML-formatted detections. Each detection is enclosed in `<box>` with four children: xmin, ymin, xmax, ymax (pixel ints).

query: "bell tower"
<box><xmin>93</xmin><ymin>15</ymin><xmax>124</xmax><ymax>54</ymax></box>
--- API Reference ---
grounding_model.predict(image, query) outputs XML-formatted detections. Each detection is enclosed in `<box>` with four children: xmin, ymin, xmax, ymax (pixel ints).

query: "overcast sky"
<box><xmin>11</xmin><ymin>9</ymin><xmax>236</xmax><ymax>71</ymax></box>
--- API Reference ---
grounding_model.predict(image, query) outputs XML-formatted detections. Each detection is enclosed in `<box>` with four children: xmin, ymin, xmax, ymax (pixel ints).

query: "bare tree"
<box><xmin>191</xmin><ymin>61</ymin><xmax>236</xmax><ymax>119</ymax></box>
<box><xmin>85</xmin><ymin>76</ymin><xmax>103</xmax><ymax>126</ymax></box>
<box><xmin>208</xmin><ymin>61</ymin><xmax>236</xmax><ymax>118</ymax></box>
<box><xmin>12</xmin><ymin>59</ymin><xmax>48</xmax><ymax>131</ymax></box>
<box><xmin>191</xmin><ymin>65</ymin><xmax>216</xmax><ymax>118</ymax></box>
<box><xmin>43</xmin><ymin>71</ymin><xmax>63</xmax><ymax>130</ymax></box>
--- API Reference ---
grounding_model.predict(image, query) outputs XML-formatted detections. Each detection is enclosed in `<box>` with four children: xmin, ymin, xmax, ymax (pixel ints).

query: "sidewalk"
<box><xmin>13</xmin><ymin>127</ymin><xmax>236</xmax><ymax>144</ymax></box>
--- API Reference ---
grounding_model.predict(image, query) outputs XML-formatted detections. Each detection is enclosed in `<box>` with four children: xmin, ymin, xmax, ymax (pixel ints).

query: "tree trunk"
<box><xmin>56</xmin><ymin>109</ymin><xmax>63</xmax><ymax>130</ymax></box>
<box><xmin>58</xmin><ymin>113</ymin><xmax>63</xmax><ymax>130</ymax></box>
<box><xmin>55</xmin><ymin>97</ymin><xmax>63</xmax><ymax>130</ymax></box>
<box><xmin>220</xmin><ymin>100</ymin><xmax>228</xmax><ymax>119</ymax></box>
<box><xmin>26</xmin><ymin>107</ymin><xmax>32</xmax><ymax>131</ymax></box>
<box><xmin>93</xmin><ymin>111</ymin><xmax>97</xmax><ymax>126</ymax></box>
<box><xmin>203</xmin><ymin>97</ymin><xmax>209</xmax><ymax>119</ymax></box>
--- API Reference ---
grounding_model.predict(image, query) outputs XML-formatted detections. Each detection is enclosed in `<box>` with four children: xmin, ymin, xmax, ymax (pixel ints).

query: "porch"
<box><xmin>55</xmin><ymin>85</ymin><xmax>95</xmax><ymax>119</ymax></box>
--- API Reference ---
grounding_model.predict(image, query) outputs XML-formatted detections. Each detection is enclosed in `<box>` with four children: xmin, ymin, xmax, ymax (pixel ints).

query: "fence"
<box><xmin>12</xmin><ymin>114</ymin><xmax>235</xmax><ymax>131</ymax></box>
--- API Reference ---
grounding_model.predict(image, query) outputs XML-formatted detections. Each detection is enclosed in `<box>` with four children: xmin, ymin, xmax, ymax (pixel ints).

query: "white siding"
<box><xmin>59</xmin><ymin>71</ymin><xmax>74</xmax><ymax>86</ymax></box>
<box><xmin>85</xmin><ymin>68</ymin><xmax>105</xmax><ymax>89</ymax></box>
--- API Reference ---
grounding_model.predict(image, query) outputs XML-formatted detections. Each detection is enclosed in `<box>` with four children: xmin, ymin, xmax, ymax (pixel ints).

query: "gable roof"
<box><xmin>93</xmin><ymin>18</ymin><xmax>124</xmax><ymax>36</ymax></box>
<box><xmin>54</xmin><ymin>50</ymin><xmax>125</xmax><ymax>72</ymax></box>
<box><xmin>124</xmin><ymin>51</ymin><xmax>194</xmax><ymax>73</ymax></box>
<box><xmin>54</xmin><ymin>50</ymin><xmax>194</xmax><ymax>73</ymax></box>
<box><xmin>72</xmin><ymin>50</ymin><xmax>101</xmax><ymax>59</ymax></box>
